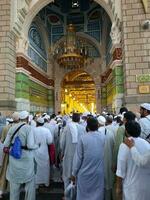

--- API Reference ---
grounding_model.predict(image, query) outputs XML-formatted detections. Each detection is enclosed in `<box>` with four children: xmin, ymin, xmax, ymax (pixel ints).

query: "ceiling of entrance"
<box><xmin>28</xmin><ymin>0</ymin><xmax>112</xmax><ymax>72</ymax></box>
<box><xmin>62</xmin><ymin>71</ymin><xmax>95</xmax><ymax>105</ymax></box>
<box><xmin>36</xmin><ymin>0</ymin><xmax>111</xmax><ymax>44</ymax></box>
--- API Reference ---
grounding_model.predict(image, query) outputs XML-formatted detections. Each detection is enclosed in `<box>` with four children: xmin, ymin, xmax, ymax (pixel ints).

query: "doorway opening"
<box><xmin>61</xmin><ymin>70</ymin><xmax>96</xmax><ymax>114</ymax></box>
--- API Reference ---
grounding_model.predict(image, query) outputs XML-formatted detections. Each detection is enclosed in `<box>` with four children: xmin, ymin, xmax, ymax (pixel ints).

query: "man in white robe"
<box><xmin>116</xmin><ymin>121</ymin><xmax>150</xmax><ymax>200</ymax></box>
<box><xmin>4</xmin><ymin>111</ymin><xmax>38</xmax><ymax>200</ymax></box>
<box><xmin>33</xmin><ymin>117</ymin><xmax>52</xmax><ymax>188</ymax></box>
<box><xmin>60</xmin><ymin>113</ymin><xmax>85</xmax><ymax>196</ymax></box>
<box><xmin>138</xmin><ymin>103</ymin><xmax>150</xmax><ymax>140</ymax></box>
<box><xmin>124</xmin><ymin>138</ymin><xmax>150</xmax><ymax>167</ymax></box>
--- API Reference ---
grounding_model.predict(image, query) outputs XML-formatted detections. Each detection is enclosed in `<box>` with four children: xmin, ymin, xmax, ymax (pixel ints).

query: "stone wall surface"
<box><xmin>121</xmin><ymin>0</ymin><xmax>150</xmax><ymax>110</ymax></box>
<box><xmin>0</xmin><ymin>0</ymin><xmax>16</xmax><ymax>113</ymax></box>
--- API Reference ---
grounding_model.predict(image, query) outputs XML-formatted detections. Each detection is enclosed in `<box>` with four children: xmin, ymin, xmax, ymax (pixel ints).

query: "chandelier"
<box><xmin>56</xmin><ymin>24</ymin><xmax>88</xmax><ymax>69</ymax></box>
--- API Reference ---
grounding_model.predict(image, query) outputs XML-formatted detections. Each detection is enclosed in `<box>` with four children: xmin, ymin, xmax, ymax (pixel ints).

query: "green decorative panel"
<box><xmin>101</xmin><ymin>86</ymin><xmax>107</xmax><ymax>106</ymax></box>
<box><xmin>101</xmin><ymin>93</ymin><xmax>107</xmax><ymax>98</ymax></box>
<box><xmin>116</xmin><ymin>85</ymin><xmax>124</xmax><ymax>94</ymax></box>
<box><xmin>48</xmin><ymin>90</ymin><xmax>54</xmax><ymax>107</ymax></box>
<box><xmin>101</xmin><ymin>87</ymin><xmax>107</xmax><ymax>93</ymax></box>
<box><xmin>16</xmin><ymin>73</ymin><xmax>29</xmax><ymax>82</ymax></box>
<box><xmin>101</xmin><ymin>99</ymin><xmax>107</xmax><ymax>105</ymax></box>
<box><xmin>115</xmin><ymin>76</ymin><xmax>124</xmax><ymax>85</ymax></box>
<box><xmin>113</xmin><ymin>66</ymin><xmax>123</xmax><ymax>76</ymax></box>
<box><xmin>16</xmin><ymin>73</ymin><xmax>30</xmax><ymax>99</ymax></box>
<box><xmin>112</xmin><ymin>66</ymin><xmax>124</xmax><ymax>95</ymax></box>
<box><xmin>16</xmin><ymin>92</ymin><xmax>30</xmax><ymax>99</ymax></box>
<box><xmin>29</xmin><ymin>81</ymin><xmax>49</xmax><ymax>105</ymax></box>
<box><xmin>136</xmin><ymin>74</ymin><xmax>150</xmax><ymax>83</ymax></box>
<box><xmin>16</xmin><ymin>72</ymin><xmax>54</xmax><ymax>111</ymax></box>
<box><xmin>29</xmin><ymin>80</ymin><xmax>54</xmax><ymax>109</ymax></box>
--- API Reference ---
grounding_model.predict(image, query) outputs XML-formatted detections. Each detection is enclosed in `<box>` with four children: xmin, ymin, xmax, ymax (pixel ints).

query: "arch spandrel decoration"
<box><xmin>19</xmin><ymin>0</ymin><xmax>114</xmax><ymax>39</ymax></box>
<box><xmin>28</xmin><ymin>23</ymin><xmax>48</xmax><ymax>72</ymax></box>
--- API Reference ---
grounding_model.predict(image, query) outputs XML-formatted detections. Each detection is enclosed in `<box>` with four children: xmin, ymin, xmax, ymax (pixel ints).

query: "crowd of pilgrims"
<box><xmin>0</xmin><ymin>103</ymin><xmax>150</xmax><ymax>200</ymax></box>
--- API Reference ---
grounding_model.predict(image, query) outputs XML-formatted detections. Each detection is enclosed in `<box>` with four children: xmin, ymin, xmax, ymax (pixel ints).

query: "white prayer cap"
<box><xmin>140</xmin><ymin>103</ymin><xmax>150</xmax><ymax>111</ymax></box>
<box><xmin>56</xmin><ymin>117</ymin><xmax>62</xmax><ymax>122</ymax></box>
<box><xmin>19</xmin><ymin>111</ymin><xmax>29</xmax><ymax>120</ymax></box>
<box><xmin>122</xmin><ymin>111</ymin><xmax>126</xmax><ymax>117</ymax></box>
<box><xmin>12</xmin><ymin>112</ymin><xmax>19</xmax><ymax>121</ymax></box>
<box><xmin>43</xmin><ymin>114</ymin><xmax>50</xmax><ymax>120</ymax></box>
<box><xmin>82</xmin><ymin>112</ymin><xmax>90</xmax><ymax>117</ymax></box>
<box><xmin>117</xmin><ymin>114</ymin><xmax>123</xmax><ymax>121</ymax></box>
<box><xmin>37</xmin><ymin>117</ymin><xmax>44</xmax><ymax>124</ymax></box>
<box><xmin>42</xmin><ymin>112</ymin><xmax>47</xmax><ymax>117</ymax></box>
<box><xmin>6</xmin><ymin>118</ymin><xmax>13</xmax><ymax>123</ymax></box>
<box><xmin>97</xmin><ymin>115</ymin><xmax>106</xmax><ymax>125</ymax></box>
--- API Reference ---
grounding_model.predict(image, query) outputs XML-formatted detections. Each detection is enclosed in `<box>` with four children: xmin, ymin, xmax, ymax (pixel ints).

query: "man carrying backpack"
<box><xmin>4</xmin><ymin>111</ymin><xmax>38</xmax><ymax>200</ymax></box>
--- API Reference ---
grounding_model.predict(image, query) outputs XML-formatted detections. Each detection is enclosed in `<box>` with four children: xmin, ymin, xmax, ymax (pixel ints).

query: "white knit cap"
<box><xmin>140</xmin><ymin>103</ymin><xmax>150</xmax><ymax>111</ymax></box>
<box><xmin>97</xmin><ymin>115</ymin><xmax>106</xmax><ymax>125</ymax></box>
<box><xmin>37</xmin><ymin>117</ymin><xmax>44</xmax><ymax>124</ymax></box>
<box><xmin>19</xmin><ymin>111</ymin><xmax>29</xmax><ymax>120</ymax></box>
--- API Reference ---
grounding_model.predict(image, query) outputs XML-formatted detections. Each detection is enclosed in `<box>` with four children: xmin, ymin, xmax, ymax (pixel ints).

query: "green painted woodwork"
<box><xmin>102</xmin><ymin>65</ymin><xmax>124</xmax><ymax>108</ymax></box>
<box><xmin>16</xmin><ymin>73</ymin><xmax>30</xmax><ymax>99</ymax></box>
<box><xmin>116</xmin><ymin>85</ymin><xmax>124</xmax><ymax>94</ymax></box>
<box><xmin>113</xmin><ymin>66</ymin><xmax>123</xmax><ymax>76</ymax></box>
<box><xmin>113</xmin><ymin>66</ymin><xmax>124</xmax><ymax>94</ymax></box>
<box><xmin>16</xmin><ymin>92</ymin><xmax>30</xmax><ymax>99</ymax></box>
<box><xmin>16</xmin><ymin>73</ymin><xmax>54</xmax><ymax>110</ymax></box>
<box><xmin>101</xmin><ymin>86</ymin><xmax>107</xmax><ymax>107</ymax></box>
<box><xmin>114</xmin><ymin>76</ymin><xmax>124</xmax><ymax>85</ymax></box>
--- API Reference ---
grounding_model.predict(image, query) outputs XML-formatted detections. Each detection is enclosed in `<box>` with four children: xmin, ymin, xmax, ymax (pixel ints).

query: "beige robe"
<box><xmin>0</xmin><ymin>125</ymin><xmax>11</xmax><ymax>192</ymax></box>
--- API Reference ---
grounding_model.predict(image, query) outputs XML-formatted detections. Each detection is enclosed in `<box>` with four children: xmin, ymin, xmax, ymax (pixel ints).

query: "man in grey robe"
<box><xmin>4</xmin><ymin>111</ymin><xmax>38</xmax><ymax>200</ymax></box>
<box><xmin>98</xmin><ymin>115</ymin><xmax>115</xmax><ymax>200</ymax></box>
<box><xmin>72</xmin><ymin>117</ymin><xmax>105</xmax><ymax>200</ymax></box>
<box><xmin>60</xmin><ymin>113</ymin><xmax>85</xmax><ymax>196</ymax></box>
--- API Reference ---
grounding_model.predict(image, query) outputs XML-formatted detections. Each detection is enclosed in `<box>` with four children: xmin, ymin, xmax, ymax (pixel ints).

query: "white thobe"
<box><xmin>139</xmin><ymin>115</ymin><xmax>150</xmax><ymax>139</ymax></box>
<box><xmin>4</xmin><ymin>122</ymin><xmax>38</xmax><ymax>200</ymax></box>
<box><xmin>33</xmin><ymin>126</ymin><xmax>52</xmax><ymax>186</ymax></box>
<box><xmin>116</xmin><ymin>137</ymin><xmax>150</xmax><ymax>200</ymax></box>
<box><xmin>4</xmin><ymin>122</ymin><xmax>38</xmax><ymax>183</ymax></box>
<box><xmin>44</xmin><ymin>122</ymin><xmax>56</xmax><ymax>142</ymax></box>
<box><xmin>60</xmin><ymin>122</ymin><xmax>85</xmax><ymax>190</ymax></box>
<box><xmin>130</xmin><ymin>147</ymin><xmax>150</xmax><ymax>167</ymax></box>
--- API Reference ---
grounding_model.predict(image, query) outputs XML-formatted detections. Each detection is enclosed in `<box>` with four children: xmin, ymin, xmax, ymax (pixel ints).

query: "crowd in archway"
<box><xmin>0</xmin><ymin>103</ymin><xmax>150</xmax><ymax>200</ymax></box>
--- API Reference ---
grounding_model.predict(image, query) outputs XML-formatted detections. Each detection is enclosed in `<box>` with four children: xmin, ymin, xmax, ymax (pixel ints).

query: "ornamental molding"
<box><xmin>29</xmin><ymin>76</ymin><xmax>54</xmax><ymax>90</ymax></box>
<box><xmin>16</xmin><ymin>67</ymin><xmax>31</xmax><ymax>76</ymax></box>
<box><xmin>110</xmin><ymin>59</ymin><xmax>122</xmax><ymax>70</ymax></box>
